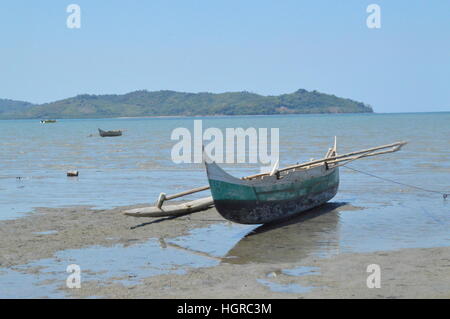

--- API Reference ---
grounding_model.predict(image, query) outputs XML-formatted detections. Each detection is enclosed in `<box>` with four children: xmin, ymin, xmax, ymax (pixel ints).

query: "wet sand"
<box><xmin>0</xmin><ymin>204</ymin><xmax>449</xmax><ymax>299</ymax></box>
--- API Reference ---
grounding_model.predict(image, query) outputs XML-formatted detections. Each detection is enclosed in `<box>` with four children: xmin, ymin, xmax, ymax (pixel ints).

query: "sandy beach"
<box><xmin>1</xmin><ymin>204</ymin><xmax>448</xmax><ymax>299</ymax></box>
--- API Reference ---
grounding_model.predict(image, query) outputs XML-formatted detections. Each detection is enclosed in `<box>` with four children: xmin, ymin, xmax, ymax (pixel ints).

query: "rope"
<box><xmin>342</xmin><ymin>165</ymin><xmax>450</xmax><ymax>199</ymax></box>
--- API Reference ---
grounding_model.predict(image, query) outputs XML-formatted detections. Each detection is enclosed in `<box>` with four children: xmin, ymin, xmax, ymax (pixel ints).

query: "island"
<box><xmin>0</xmin><ymin>89</ymin><xmax>373</xmax><ymax>119</ymax></box>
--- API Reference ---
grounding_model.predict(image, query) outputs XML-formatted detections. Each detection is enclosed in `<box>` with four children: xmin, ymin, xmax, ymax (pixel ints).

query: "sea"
<box><xmin>0</xmin><ymin>112</ymin><xmax>449</xmax><ymax>297</ymax></box>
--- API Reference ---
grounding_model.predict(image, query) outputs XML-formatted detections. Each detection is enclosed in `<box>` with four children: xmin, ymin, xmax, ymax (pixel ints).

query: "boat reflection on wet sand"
<box><xmin>221</xmin><ymin>202</ymin><xmax>348</xmax><ymax>264</ymax></box>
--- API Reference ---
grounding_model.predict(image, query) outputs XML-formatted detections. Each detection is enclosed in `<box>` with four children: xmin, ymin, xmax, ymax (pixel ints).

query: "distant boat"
<box><xmin>40</xmin><ymin>120</ymin><xmax>56</xmax><ymax>124</ymax></box>
<box><xmin>98</xmin><ymin>128</ymin><xmax>122</xmax><ymax>137</ymax></box>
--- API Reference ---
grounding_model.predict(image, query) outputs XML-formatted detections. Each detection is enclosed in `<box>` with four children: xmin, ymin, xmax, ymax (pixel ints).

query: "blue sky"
<box><xmin>0</xmin><ymin>0</ymin><xmax>449</xmax><ymax>112</ymax></box>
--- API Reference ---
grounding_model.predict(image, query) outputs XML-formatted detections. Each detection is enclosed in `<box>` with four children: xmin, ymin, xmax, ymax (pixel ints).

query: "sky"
<box><xmin>0</xmin><ymin>0</ymin><xmax>449</xmax><ymax>113</ymax></box>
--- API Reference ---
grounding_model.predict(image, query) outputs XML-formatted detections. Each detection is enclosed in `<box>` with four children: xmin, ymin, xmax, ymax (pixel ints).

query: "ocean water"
<box><xmin>1</xmin><ymin>113</ymin><xmax>449</xmax><ymax>251</ymax></box>
<box><xmin>1</xmin><ymin>113</ymin><xmax>449</xmax><ymax>220</ymax></box>
<box><xmin>1</xmin><ymin>112</ymin><xmax>450</xmax><ymax>297</ymax></box>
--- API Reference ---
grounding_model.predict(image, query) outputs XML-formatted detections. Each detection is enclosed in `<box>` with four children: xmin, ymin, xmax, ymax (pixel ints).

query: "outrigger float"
<box><xmin>124</xmin><ymin>139</ymin><xmax>406</xmax><ymax>224</ymax></box>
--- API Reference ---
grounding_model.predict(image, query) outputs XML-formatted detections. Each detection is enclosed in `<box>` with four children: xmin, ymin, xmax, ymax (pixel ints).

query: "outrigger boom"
<box><xmin>124</xmin><ymin>140</ymin><xmax>407</xmax><ymax>219</ymax></box>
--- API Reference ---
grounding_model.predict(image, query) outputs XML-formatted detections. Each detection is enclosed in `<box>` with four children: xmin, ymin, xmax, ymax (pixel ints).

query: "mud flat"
<box><xmin>67</xmin><ymin>246</ymin><xmax>450</xmax><ymax>299</ymax></box>
<box><xmin>0</xmin><ymin>204</ymin><xmax>449</xmax><ymax>299</ymax></box>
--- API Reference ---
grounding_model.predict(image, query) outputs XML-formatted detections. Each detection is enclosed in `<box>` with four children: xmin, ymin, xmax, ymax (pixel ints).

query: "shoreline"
<box><xmin>0</xmin><ymin>204</ymin><xmax>449</xmax><ymax>298</ymax></box>
<box><xmin>3</xmin><ymin>111</ymin><xmax>450</xmax><ymax>121</ymax></box>
<box><xmin>0</xmin><ymin>112</ymin><xmax>374</xmax><ymax>121</ymax></box>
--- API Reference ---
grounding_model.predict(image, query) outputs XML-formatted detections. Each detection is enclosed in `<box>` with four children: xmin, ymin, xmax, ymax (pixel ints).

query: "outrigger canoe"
<box><xmin>205</xmin><ymin>142</ymin><xmax>339</xmax><ymax>224</ymax></box>
<box><xmin>124</xmin><ymin>139</ymin><xmax>407</xmax><ymax>224</ymax></box>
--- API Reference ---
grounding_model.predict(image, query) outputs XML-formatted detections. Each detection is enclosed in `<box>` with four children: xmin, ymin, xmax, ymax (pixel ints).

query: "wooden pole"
<box><xmin>163</xmin><ymin>185</ymin><xmax>210</xmax><ymax>201</ymax></box>
<box><xmin>329</xmin><ymin>146</ymin><xmax>403</xmax><ymax>167</ymax></box>
<box><xmin>244</xmin><ymin>141</ymin><xmax>407</xmax><ymax>179</ymax></box>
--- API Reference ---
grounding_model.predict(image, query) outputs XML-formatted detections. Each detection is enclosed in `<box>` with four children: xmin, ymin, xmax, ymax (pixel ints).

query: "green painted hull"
<box><xmin>206</xmin><ymin>162</ymin><xmax>339</xmax><ymax>224</ymax></box>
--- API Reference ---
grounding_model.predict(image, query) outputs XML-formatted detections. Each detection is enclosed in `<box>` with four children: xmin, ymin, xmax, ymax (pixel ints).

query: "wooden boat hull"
<box><xmin>98</xmin><ymin>128</ymin><xmax>122</xmax><ymax>137</ymax></box>
<box><xmin>206</xmin><ymin>162</ymin><xmax>339</xmax><ymax>224</ymax></box>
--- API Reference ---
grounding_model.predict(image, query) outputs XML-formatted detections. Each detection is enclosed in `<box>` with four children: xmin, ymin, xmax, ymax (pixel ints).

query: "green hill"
<box><xmin>0</xmin><ymin>89</ymin><xmax>373</xmax><ymax>119</ymax></box>
<box><xmin>0</xmin><ymin>98</ymin><xmax>35</xmax><ymax>117</ymax></box>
